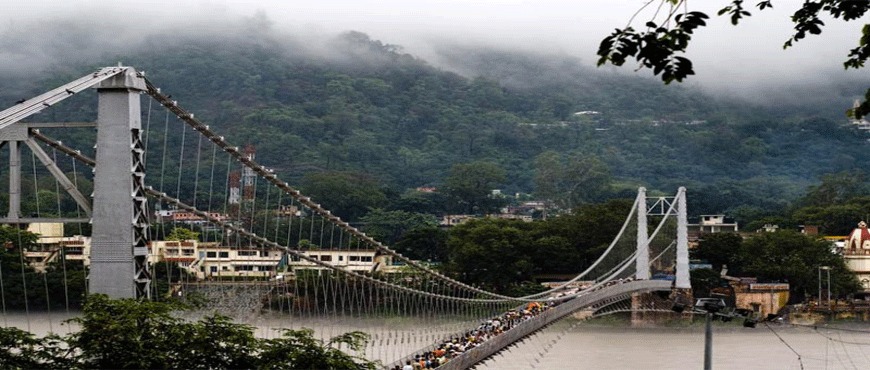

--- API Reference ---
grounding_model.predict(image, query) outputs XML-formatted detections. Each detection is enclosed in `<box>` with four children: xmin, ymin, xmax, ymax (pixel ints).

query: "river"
<box><xmin>3</xmin><ymin>312</ymin><xmax>869</xmax><ymax>369</ymax></box>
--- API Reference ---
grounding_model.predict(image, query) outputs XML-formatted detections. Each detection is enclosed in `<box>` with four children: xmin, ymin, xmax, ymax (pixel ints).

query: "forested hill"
<box><xmin>3</xmin><ymin>31</ymin><xmax>869</xmax><ymax>219</ymax></box>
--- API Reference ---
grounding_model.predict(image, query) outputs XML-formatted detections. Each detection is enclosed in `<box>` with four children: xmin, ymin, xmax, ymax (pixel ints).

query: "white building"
<box><xmin>149</xmin><ymin>240</ymin><xmax>283</xmax><ymax>279</ymax></box>
<box><xmin>844</xmin><ymin>221</ymin><xmax>870</xmax><ymax>292</ymax></box>
<box><xmin>287</xmin><ymin>249</ymin><xmax>394</xmax><ymax>274</ymax></box>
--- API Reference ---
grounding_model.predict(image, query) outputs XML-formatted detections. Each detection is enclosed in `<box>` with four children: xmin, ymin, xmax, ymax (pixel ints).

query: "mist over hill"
<box><xmin>1</xmin><ymin>30</ymin><xmax>868</xmax><ymax>221</ymax></box>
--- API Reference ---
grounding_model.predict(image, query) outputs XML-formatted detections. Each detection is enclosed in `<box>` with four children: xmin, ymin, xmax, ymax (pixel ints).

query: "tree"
<box><xmin>740</xmin><ymin>231</ymin><xmax>860</xmax><ymax>302</ymax></box>
<box><xmin>443</xmin><ymin>161</ymin><xmax>507</xmax><ymax>214</ymax></box>
<box><xmin>540</xmin><ymin>198</ymin><xmax>635</xmax><ymax>268</ymax></box>
<box><xmin>533</xmin><ymin>151</ymin><xmax>612</xmax><ymax>210</ymax></box>
<box><xmin>692</xmin><ymin>232</ymin><xmax>744</xmax><ymax>272</ymax></box>
<box><xmin>300</xmin><ymin>171</ymin><xmax>387</xmax><ymax>221</ymax></box>
<box><xmin>359</xmin><ymin>209</ymin><xmax>438</xmax><ymax>245</ymax></box>
<box><xmin>444</xmin><ymin>218</ymin><xmax>536</xmax><ymax>294</ymax></box>
<box><xmin>166</xmin><ymin>227</ymin><xmax>200</xmax><ymax>241</ymax></box>
<box><xmin>393</xmin><ymin>226</ymin><xmax>449</xmax><ymax>262</ymax></box>
<box><xmin>597</xmin><ymin>0</ymin><xmax>870</xmax><ymax>118</ymax></box>
<box><xmin>799</xmin><ymin>171</ymin><xmax>869</xmax><ymax>207</ymax></box>
<box><xmin>2</xmin><ymin>294</ymin><xmax>378</xmax><ymax>369</ymax></box>
<box><xmin>0</xmin><ymin>225</ymin><xmax>86</xmax><ymax>310</ymax></box>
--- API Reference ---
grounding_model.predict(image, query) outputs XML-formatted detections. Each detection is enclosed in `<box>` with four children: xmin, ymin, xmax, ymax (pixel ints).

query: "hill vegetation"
<box><xmin>2</xmin><ymin>31</ymin><xmax>869</xmax><ymax>229</ymax></box>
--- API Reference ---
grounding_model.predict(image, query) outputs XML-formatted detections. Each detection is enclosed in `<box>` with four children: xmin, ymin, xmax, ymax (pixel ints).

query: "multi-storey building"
<box><xmin>21</xmin><ymin>223</ymin><xmax>91</xmax><ymax>271</ymax></box>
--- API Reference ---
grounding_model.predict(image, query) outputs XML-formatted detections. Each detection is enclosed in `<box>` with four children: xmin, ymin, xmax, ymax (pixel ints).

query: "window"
<box><xmin>309</xmin><ymin>255</ymin><xmax>318</xmax><ymax>260</ymax></box>
<box><xmin>338</xmin><ymin>255</ymin><xmax>344</xmax><ymax>261</ymax></box>
<box><xmin>210</xmin><ymin>266</ymin><xmax>217</xmax><ymax>273</ymax></box>
<box><xmin>349</xmin><ymin>256</ymin><xmax>361</xmax><ymax>262</ymax></box>
<box><xmin>219</xmin><ymin>252</ymin><xmax>229</xmax><ymax>258</ymax></box>
<box><xmin>236</xmin><ymin>265</ymin><xmax>254</xmax><ymax>271</ymax></box>
<box><xmin>238</xmin><ymin>251</ymin><xmax>257</xmax><ymax>256</ymax></box>
<box><xmin>320</xmin><ymin>255</ymin><xmax>332</xmax><ymax>262</ymax></box>
<box><xmin>182</xmin><ymin>249</ymin><xmax>194</xmax><ymax>256</ymax></box>
<box><xmin>361</xmin><ymin>256</ymin><xmax>373</xmax><ymax>262</ymax></box>
<box><xmin>206</xmin><ymin>252</ymin><xmax>217</xmax><ymax>258</ymax></box>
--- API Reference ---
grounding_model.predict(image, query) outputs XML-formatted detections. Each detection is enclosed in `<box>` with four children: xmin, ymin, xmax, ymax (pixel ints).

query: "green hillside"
<box><xmin>3</xmin><ymin>31</ymin><xmax>869</xmax><ymax>223</ymax></box>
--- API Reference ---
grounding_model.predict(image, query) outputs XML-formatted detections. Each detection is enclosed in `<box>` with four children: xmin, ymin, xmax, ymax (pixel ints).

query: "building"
<box><xmin>843</xmin><ymin>221</ymin><xmax>870</xmax><ymax>292</ymax></box>
<box><xmin>717</xmin><ymin>275</ymin><xmax>790</xmax><ymax>318</ymax></box>
<box><xmin>21</xmin><ymin>223</ymin><xmax>91</xmax><ymax>271</ymax></box>
<box><xmin>440</xmin><ymin>215</ymin><xmax>475</xmax><ymax>227</ymax></box>
<box><xmin>287</xmin><ymin>249</ymin><xmax>394</xmax><ymax>274</ymax></box>
<box><xmin>149</xmin><ymin>240</ymin><xmax>283</xmax><ymax>279</ymax></box>
<box><xmin>154</xmin><ymin>209</ymin><xmax>229</xmax><ymax>225</ymax></box>
<box><xmin>733</xmin><ymin>281</ymin><xmax>790</xmax><ymax>318</ymax></box>
<box><xmin>688</xmin><ymin>215</ymin><xmax>739</xmax><ymax>241</ymax></box>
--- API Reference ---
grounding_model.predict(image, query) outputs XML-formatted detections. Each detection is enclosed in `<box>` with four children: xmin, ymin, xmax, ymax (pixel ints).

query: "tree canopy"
<box><xmin>0</xmin><ymin>295</ymin><xmax>377</xmax><ymax>369</ymax></box>
<box><xmin>597</xmin><ymin>0</ymin><xmax>869</xmax><ymax>118</ymax></box>
<box><xmin>692</xmin><ymin>231</ymin><xmax>861</xmax><ymax>302</ymax></box>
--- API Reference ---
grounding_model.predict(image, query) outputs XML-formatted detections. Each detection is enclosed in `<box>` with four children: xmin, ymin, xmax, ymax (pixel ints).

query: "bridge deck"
<box><xmin>392</xmin><ymin>280</ymin><xmax>673</xmax><ymax>370</ymax></box>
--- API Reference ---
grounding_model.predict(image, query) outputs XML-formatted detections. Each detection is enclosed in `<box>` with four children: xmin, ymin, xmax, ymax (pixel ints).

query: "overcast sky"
<box><xmin>1</xmin><ymin>0</ymin><xmax>867</xmax><ymax>99</ymax></box>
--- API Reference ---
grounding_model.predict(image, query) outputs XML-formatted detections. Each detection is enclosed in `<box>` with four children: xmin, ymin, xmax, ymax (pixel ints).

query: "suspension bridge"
<box><xmin>0</xmin><ymin>66</ymin><xmax>693</xmax><ymax>369</ymax></box>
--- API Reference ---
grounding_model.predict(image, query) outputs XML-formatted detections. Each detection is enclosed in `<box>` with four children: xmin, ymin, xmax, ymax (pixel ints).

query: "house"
<box><xmin>688</xmin><ymin>215</ymin><xmax>739</xmax><ymax>242</ymax></box>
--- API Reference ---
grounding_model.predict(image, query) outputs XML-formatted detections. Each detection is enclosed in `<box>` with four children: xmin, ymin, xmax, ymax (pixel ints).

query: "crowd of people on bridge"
<box><xmin>393</xmin><ymin>301</ymin><xmax>558</xmax><ymax>370</ymax></box>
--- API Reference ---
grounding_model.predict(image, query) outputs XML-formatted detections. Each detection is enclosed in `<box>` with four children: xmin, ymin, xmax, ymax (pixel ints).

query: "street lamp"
<box><xmin>681</xmin><ymin>298</ymin><xmax>756</xmax><ymax>370</ymax></box>
<box><xmin>695</xmin><ymin>298</ymin><xmax>726</xmax><ymax>370</ymax></box>
<box><xmin>819</xmin><ymin>266</ymin><xmax>831</xmax><ymax>308</ymax></box>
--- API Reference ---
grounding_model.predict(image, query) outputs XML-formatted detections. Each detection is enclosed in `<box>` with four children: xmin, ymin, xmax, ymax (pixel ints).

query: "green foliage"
<box><xmin>694</xmin><ymin>231</ymin><xmax>861</xmax><ymax>302</ymax></box>
<box><xmin>443</xmin><ymin>200</ymin><xmax>634</xmax><ymax>293</ymax></box>
<box><xmin>0</xmin><ymin>225</ymin><xmax>86</xmax><ymax>310</ymax></box>
<box><xmin>691</xmin><ymin>232</ymin><xmax>744</xmax><ymax>272</ymax></box>
<box><xmin>444</xmin><ymin>218</ymin><xmax>535</xmax><ymax>293</ymax></box>
<box><xmin>258</xmin><ymin>328</ymin><xmax>376</xmax><ymax>370</ymax></box>
<box><xmin>600</xmin><ymin>1</ymin><xmax>870</xmax><ymax>118</ymax></box>
<box><xmin>393</xmin><ymin>226</ymin><xmax>449</xmax><ymax>262</ymax></box>
<box><xmin>166</xmin><ymin>227</ymin><xmax>200</xmax><ymax>241</ymax></box>
<box><xmin>4</xmin><ymin>295</ymin><xmax>377</xmax><ymax>369</ymax></box>
<box><xmin>300</xmin><ymin>171</ymin><xmax>387</xmax><ymax>221</ymax></box>
<box><xmin>799</xmin><ymin>171</ymin><xmax>869</xmax><ymax>208</ymax></box>
<box><xmin>359</xmin><ymin>209</ymin><xmax>437</xmax><ymax>245</ymax></box>
<box><xmin>690</xmin><ymin>268</ymin><xmax>727</xmax><ymax>299</ymax></box>
<box><xmin>0</xmin><ymin>326</ymin><xmax>72</xmax><ymax>369</ymax></box>
<box><xmin>533</xmin><ymin>151</ymin><xmax>612</xmax><ymax>209</ymax></box>
<box><xmin>597</xmin><ymin>11</ymin><xmax>708</xmax><ymax>83</ymax></box>
<box><xmin>3</xmin><ymin>30</ymin><xmax>870</xmax><ymax>233</ymax></box>
<box><xmin>444</xmin><ymin>161</ymin><xmax>507</xmax><ymax>214</ymax></box>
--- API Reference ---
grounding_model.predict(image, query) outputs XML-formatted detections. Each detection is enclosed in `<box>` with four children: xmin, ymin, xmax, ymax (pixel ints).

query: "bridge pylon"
<box><xmin>89</xmin><ymin>67</ymin><xmax>151</xmax><ymax>299</ymax></box>
<box><xmin>635</xmin><ymin>187</ymin><xmax>691</xmax><ymax>290</ymax></box>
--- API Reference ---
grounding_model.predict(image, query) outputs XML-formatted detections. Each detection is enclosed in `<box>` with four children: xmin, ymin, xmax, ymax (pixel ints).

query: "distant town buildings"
<box><xmin>19</xmin><ymin>222</ymin><xmax>403</xmax><ymax>281</ymax></box>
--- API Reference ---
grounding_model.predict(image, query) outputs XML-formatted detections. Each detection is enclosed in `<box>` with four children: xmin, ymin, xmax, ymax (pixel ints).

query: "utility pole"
<box><xmin>704</xmin><ymin>311</ymin><xmax>713</xmax><ymax>370</ymax></box>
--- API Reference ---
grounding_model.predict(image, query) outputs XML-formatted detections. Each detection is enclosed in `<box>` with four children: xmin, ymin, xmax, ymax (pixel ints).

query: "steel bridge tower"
<box><xmin>635</xmin><ymin>187</ymin><xmax>690</xmax><ymax>289</ymax></box>
<box><xmin>0</xmin><ymin>66</ymin><xmax>150</xmax><ymax>299</ymax></box>
<box><xmin>89</xmin><ymin>68</ymin><xmax>151</xmax><ymax>299</ymax></box>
